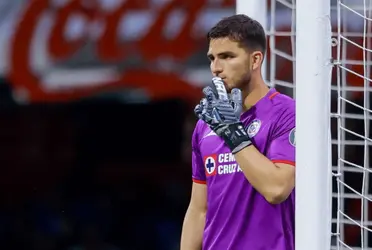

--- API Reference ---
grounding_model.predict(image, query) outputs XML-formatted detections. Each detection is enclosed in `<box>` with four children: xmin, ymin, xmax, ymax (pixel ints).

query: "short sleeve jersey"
<box><xmin>191</xmin><ymin>88</ymin><xmax>295</xmax><ymax>250</ymax></box>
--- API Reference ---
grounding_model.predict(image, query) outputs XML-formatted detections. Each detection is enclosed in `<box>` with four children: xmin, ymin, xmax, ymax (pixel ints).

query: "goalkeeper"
<box><xmin>180</xmin><ymin>14</ymin><xmax>295</xmax><ymax>250</ymax></box>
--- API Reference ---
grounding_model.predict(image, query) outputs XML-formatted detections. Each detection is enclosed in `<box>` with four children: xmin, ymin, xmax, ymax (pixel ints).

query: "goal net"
<box><xmin>332</xmin><ymin>0</ymin><xmax>372</xmax><ymax>249</ymax></box>
<box><xmin>249</xmin><ymin>0</ymin><xmax>372</xmax><ymax>249</ymax></box>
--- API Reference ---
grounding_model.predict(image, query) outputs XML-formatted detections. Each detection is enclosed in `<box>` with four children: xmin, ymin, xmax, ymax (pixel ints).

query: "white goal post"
<box><xmin>295</xmin><ymin>0</ymin><xmax>333</xmax><ymax>250</ymax></box>
<box><xmin>236</xmin><ymin>0</ymin><xmax>333</xmax><ymax>249</ymax></box>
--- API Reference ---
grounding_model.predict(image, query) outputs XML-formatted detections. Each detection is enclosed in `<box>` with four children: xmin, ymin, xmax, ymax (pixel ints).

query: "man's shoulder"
<box><xmin>192</xmin><ymin>119</ymin><xmax>212</xmax><ymax>141</ymax></box>
<box><xmin>194</xmin><ymin>119</ymin><xmax>210</xmax><ymax>132</ymax></box>
<box><xmin>272</xmin><ymin>92</ymin><xmax>295</xmax><ymax>113</ymax></box>
<box><xmin>258</xmin><ymin>92</ymin><xmax>295</xmax><ymax>134</ymax></box>
<box><xmin>266</xmin><ymin>92</ymin><xmax>295</xmax><ymax>122</ymax></box>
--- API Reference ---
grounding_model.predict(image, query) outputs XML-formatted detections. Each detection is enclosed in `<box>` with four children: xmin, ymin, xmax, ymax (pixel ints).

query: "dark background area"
<box><xmin>0</xmin><ymin>79</ymin><xmax>194</xmax><ymax>250</ymax></box>
<box><xmin>0</xmin><ymin>77</ymin><xmax>371</xmax><ymax>249</ymax></box>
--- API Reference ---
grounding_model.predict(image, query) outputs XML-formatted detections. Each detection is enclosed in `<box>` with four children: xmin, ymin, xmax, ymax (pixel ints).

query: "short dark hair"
<box><xmin>207</xmin><ymin>14</ymin><xmax>266</xmax><ymax>54</ymax></box>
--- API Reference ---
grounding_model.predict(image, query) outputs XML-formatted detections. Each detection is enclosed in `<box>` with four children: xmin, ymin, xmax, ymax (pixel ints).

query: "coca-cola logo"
<box><xmin>7</xmin><ymin>0</ymin><xmax>235</xmax><ymax>103</ymax></box>
<box><xmin>6</xmin><ymin>0</ymin><xmax>368</xmax><ymax>103</ymax></box>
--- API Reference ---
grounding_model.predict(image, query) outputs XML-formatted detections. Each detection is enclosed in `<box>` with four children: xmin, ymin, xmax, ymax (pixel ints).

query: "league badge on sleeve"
<box><xmin>247</xmin><ymin>119</ymin><xmax>261</xmax><ymax>138</ymax></box>
<box><xmin>289</xmin><ymin>128</ymin><xmax>296</xmax><ymax>147</ymax></box>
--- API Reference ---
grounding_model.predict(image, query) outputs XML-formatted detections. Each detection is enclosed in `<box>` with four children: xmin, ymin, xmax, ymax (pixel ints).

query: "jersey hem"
<box><xmin>272</xmin><ymin>160</ymin><xmax>295</xmax><ymax>166</ymax></box>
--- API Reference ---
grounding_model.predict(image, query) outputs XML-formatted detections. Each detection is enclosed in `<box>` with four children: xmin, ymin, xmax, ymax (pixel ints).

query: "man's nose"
<box><xmin>211</xmin><ymin>61</ymin><xmax>223</xmax><ymax>77</ymax></box>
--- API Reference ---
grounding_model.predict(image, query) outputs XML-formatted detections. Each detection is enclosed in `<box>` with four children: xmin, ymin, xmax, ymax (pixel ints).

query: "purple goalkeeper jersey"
<box><xmin>191</xmin><ymin>88</ymin><xmax>295</xmax><ymax>250</ymax></box>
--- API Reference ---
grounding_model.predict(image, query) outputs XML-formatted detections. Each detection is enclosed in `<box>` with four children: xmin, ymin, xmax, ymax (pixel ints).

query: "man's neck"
<box><xmin>242</xmin><ymin>79</ymin><xmax>270</xmax><ymax>112</ymax></box>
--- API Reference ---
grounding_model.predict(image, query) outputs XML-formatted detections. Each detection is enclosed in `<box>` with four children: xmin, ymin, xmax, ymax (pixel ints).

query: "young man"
<box><xmin>180</xmin><ymin>14</ymin><xmax>296</xmax><ymax>250</ymax></box>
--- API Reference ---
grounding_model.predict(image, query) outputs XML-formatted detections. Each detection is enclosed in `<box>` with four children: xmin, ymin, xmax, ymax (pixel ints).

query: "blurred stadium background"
<box><xmin>0</xmin><ymin>0</ymin><xmax>369</xmax><ymax>249</ymax></box>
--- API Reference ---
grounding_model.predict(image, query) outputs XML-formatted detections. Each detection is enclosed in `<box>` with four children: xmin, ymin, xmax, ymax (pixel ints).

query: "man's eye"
<box><xmin>221</xmin><ymin>55</ymin><xmax>232</xmax><ymax>59</ymax></box>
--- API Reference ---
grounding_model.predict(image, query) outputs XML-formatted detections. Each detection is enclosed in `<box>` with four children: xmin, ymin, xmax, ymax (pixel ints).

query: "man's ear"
<box><xmin>251</xmin><ymin>51</ymin><xmax>264</xmax><ymax>70</ymax></box>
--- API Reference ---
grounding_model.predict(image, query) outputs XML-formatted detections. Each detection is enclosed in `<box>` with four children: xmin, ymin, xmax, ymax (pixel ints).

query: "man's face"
<box><xmin>207</xmin><ymin>37</ymin><xmax>252</xmax><ymax>92</ymax></box>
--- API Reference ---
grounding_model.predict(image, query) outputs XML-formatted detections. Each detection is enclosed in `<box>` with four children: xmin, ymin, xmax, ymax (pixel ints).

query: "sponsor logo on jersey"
<box><xmin>247</xmin><ymin>119</ymin><xmax>261</xmax><ymax>138</ymax></box>
<box><xmin>289</xmin><ymin>128</ymin><xmax>296</xmax><ymax>146</ymax></box>
<box><xmin>204</xmin><ymin>154</ymin><xmax>217</xmax><ymax>176</ymax></box>
<box><xmin>204</xmin><ymin>153</ymin><xmax>243</xmax><ymax>176</ymax></box>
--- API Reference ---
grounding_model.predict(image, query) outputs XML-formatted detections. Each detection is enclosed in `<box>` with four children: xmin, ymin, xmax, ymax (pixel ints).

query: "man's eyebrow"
<box><xmin>207</xmin><ymin>51</ymin><xmax>235</xmax><ymax>58</ymax></box>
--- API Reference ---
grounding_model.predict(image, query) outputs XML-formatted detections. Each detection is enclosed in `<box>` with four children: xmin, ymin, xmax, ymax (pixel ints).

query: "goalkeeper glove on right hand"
<box><xmin>194</xmin><ymin>77</ymin><xmax>252</xmax><ymax>154</ymax></box>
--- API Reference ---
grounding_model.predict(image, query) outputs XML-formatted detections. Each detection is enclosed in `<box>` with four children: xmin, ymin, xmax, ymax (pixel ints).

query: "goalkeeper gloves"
<box><xmin>194</xmin><ymin>77</ymin><xmax>252</xmax><ymax>154</ymax></box>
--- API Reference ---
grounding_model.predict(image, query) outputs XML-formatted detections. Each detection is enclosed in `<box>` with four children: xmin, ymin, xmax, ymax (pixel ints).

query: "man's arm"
<box><xmin>234</xmin><ymin>146</ymin><xmax>295</xmax><ymax>204</ymax></box>
<box><xmin>197</xmin><ymin>81</ymin><xmax>295</xmax><ymax>204</ymax></box>
<box><xmin>234</xmin><ymin>114</ymin><xmax>296</xmax><ymax>204</ymax></box>
<box><xmin>180</xmin><ymin>182</ymin><xmax>207</xmax><ymax>250</ymax></box>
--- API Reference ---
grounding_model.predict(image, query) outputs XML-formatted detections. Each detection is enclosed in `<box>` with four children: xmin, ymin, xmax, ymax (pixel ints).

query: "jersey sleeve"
<box><xmin>191</xmin><ymin>121</ymin><xmax>207</xmax><ymax>184</ymax></box>
<box><xmin>266</xmin><ymin>109</ymin><xmax>295</xmax><ymax>166</ymax></box>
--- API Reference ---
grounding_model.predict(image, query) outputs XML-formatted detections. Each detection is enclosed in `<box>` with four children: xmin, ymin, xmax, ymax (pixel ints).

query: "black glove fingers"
<box><xmin>202</xmin><ymin>86</ymin><xmax>216</xmax><ymax>103</ymax></box>
<box><xmin>230</xmin><ymin>88</ymin><xmax>243</xmax><ymax>116</ymax></box>
<box><xmin>211</xmin><ymin>77</ymin><xmax>228</xmax><ymax>101</ymax></box>
<box><xmin>195</xmin><ymin>82</ymin><xmax>251</xmax><ymax>154</ymax></box>
<box><xmin>230</xmin><ymin>88</ymin><xmax>242</xmax><ymax>101</ymax></box>
<box><xmin>194</xmin><ymin>104</ymin><xmax>203</xmax><ymax>119</ymax></box>
<box><xmin>194</xmin><ymin>97</ymin><xmax>207</xmax><ymax>118</ymax></box>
